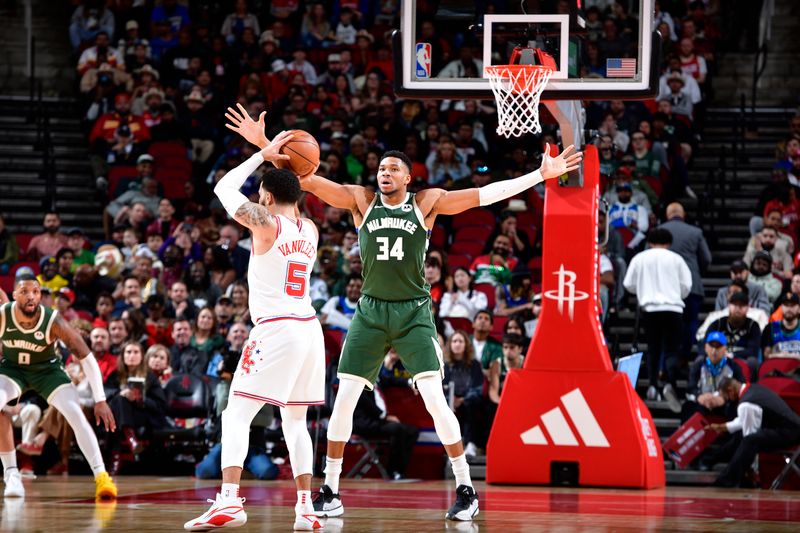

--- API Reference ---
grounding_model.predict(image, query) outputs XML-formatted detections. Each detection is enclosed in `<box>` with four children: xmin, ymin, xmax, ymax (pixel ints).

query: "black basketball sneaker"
<box><xmin>312</xmin><ymin>484</ymin><xmax>344</xmax><ymax>517</ymax></box>
<box><xmin>445</xmin><ymin>485</ymin><xmax>479</xmax><ymax>521</ymax></box>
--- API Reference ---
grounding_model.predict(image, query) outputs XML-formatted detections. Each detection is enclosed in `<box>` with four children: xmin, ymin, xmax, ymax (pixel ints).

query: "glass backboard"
<box><xmin>394</xmin><ymin>0</ymin><xmax>659</xmax><ymax>100</ymax></box>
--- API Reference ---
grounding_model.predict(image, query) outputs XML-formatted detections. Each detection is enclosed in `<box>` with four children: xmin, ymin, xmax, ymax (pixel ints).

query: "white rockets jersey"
<box><xmin>247</xmin><ymin>214</ymin><xmax>318</xmax><ymax>323</ymax></box>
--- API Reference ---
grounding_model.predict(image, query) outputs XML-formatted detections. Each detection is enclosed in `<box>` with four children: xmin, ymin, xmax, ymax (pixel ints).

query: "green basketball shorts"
<box><xmin>338</xmin><ymin>295</ymin><xmax>443</xmax><ymax>389</ymax></box>
<box><xmin>0</xmin><ymin>357</ymin><xmax>72</xmax><ymax>402</ymax></box>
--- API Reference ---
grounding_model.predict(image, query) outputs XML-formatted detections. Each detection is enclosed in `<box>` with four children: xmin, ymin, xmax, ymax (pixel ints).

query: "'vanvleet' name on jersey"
<box><xmin>364</xmin><ymin>217</ymin><xmax>418</xmax><ymax>235</ymax></box>
<box><xmin>277</xmin><ymin>240</ymin><xmax>316</xmax><ymax>260</ymax></box>
<box><xmin>2</xmin><ymin>339</ymin><xmax>47</xmax><ymax>352</ymax></box>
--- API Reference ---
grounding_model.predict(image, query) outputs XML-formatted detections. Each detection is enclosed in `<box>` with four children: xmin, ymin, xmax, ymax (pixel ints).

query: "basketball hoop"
<box><xmin>485</xmin><ymin>63</ymin><xmax>553</xmax><ymax>138</ymax></box>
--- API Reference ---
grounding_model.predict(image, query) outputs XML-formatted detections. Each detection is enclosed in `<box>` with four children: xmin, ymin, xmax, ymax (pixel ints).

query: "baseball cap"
<box><xmin>66</xmin><ymin>227</ymin><xmax>85</xmax><ymax>237</ymax></box>
<box><xmin>137</xmin><ymin>154</ymin><xmax>154</xmax><ymax>164</ymax></box>
<box><xmin>328</xmin><ymin>53</ymin><xmax>342</xmax><ymax>63</ymax></box>
<box><xmin>125</xmin><ymin>20</ymin><xmax>138</xmax><ymax>31</ymax></box>
<box><xmin>782</xmin><ymin>292</ymin><xmax>800</xmax><ymax>305</ymax></box>
<box><xmin>271</xmin><ymin>59</ymin><xmax>287</xmax><ymax>72</ymax></box>
<box><xmin>39</xmin><ymin>256</ymin><xmax>56</xmax><ymax>270</ymax></box>
<box><xmin>616</xmin><ymin>182</ymin><xmax>633</xmax><ymax>191</ymax></box>
<box><xmin>57</xmin><ymin>287</ymin><xmax>76</xmax><ymax>304</ymax></box>
<box><xmin>730</xmin><ymin>259</ymin><xmax>748</xmax><ymax>272</ymax></box>
<box><xmin>705</xmin><ymin>331</ymin><xmax>727</xmax><ymax>346</ymax></box>
<box><xmin>728</xmin><ymin>291</ymin><xmax>748</xmax><ymax>305</ymax></box>
<box><xmin>217</xmin><ymin>295</ymin><xmax>233</xmax><ymax>305</ymax></box>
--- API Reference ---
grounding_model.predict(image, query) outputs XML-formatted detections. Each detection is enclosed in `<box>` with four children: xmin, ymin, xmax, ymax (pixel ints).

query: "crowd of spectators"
<box><xmin>0</xmin><ymin>0</ymin><xmax>796</xmax><ymax>485</ymax></box>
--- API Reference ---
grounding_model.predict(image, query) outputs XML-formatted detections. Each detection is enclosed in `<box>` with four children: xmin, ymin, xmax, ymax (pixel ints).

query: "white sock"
<box><xmin>221</xmin><ymin>483</ymin><xmax>239</xmax><ymax>501</ymax></box>
<box><xmin>0</xmin><ymin>451</ymin><xmax>17</xmax><ymax>474</ymax></box>
<box><xmin>449</xmin><ymin>453</ymin><xmax>472</xmax><ymax>488</ymax></box>
<box><xmin>296</xmin><ymin>490</ymin><xmax>312</xmax><ymax>512</ymax></box>
<box><xmin>324</xmin><ymin>456</ymin><xmax>343</xmax><ymax>493</ymax></box>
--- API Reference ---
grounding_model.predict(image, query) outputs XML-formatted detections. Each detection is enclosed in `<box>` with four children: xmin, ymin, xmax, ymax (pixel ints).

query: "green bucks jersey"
<box><xmin>0</xmin><ymin>303</ymin><xmax>59</xmax><ymax>365</ymax></box>
<box><xmin>358</xmin><ymin>192</ymin><xmax>430</xmax><ymax>301</ymax></box>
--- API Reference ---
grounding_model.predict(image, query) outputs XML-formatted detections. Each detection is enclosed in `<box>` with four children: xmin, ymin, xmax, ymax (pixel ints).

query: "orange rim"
<box><xmin>485</xmin><ymin>64</ymin><xmax>553</xmax><ymax>94</ymax></box>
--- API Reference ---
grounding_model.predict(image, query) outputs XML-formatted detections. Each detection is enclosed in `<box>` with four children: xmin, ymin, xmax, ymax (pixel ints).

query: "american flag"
<box><xmin>606</xmin><ymin>58</ymin><xmax>637</xmax><ymax>77</ymax></box>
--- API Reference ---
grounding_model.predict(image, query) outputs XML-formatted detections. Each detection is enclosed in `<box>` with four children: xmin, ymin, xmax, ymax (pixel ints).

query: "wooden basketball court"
<box><xmin>2</xmin><ymin>476</ymin><xmax>799</xmax><ymax>531</ymax></box>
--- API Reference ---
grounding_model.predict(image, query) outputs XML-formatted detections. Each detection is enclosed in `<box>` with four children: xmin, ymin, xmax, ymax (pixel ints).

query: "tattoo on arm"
<box><xmin>235</xmin><ymin>202</ymin><xmax>273</xmax><ymax>227</ymax></box>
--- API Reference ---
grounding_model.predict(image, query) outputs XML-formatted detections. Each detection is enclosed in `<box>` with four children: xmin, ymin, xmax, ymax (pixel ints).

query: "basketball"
<box><xmin>275</xmin><ymin>130</ymin><xmax>320</xmax><ymax>177</ymax></box>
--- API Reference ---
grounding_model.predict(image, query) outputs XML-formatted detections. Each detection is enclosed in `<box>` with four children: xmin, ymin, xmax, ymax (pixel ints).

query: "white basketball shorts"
<box><xmin>229</xmin><ymin>316</ymin><xmax>325</xmax><ymax>407</ymax></box>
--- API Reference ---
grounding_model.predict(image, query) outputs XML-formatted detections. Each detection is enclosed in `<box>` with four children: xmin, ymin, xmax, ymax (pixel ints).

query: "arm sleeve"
<box><xmin>478</xmin><ymin>169</ymin><xmax>544</xmax><ymax>206</ymax></box>
<box><xmin>79</xmin><ymin>353</ymin><xmax>107</xmax><ymax>402</ymax></box>
<box><xmin>214</xmin><ymin>152</ymin><xmax>264</xmax><ymax>217</ymax></box>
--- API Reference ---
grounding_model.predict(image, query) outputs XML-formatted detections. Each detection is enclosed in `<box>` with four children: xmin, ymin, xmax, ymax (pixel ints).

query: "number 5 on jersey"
<box><xmin>285</xmin><ymin>261</ymin><xmax>308</xmax><ymax>298</ymax></box>
<box><xmin>376</xmin><ymin>236</ymin><xmax>405</xmax><ymax>261</ymax></box>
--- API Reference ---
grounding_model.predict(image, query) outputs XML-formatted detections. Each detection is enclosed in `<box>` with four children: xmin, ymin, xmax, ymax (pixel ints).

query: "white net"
<box><xmin>485</xmin><ymin>65</ymin><xmax>553</xmax><ymax>138</ymax></box>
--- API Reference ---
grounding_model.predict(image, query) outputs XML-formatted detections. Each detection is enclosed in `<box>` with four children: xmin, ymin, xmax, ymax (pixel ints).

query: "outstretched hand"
<box><xmin>539</xmin><ymin>144</ymin><xmax>583</xmax><ymax>181</ymax></box>
<box><xmin>94</xmin><ymin>401</ymin><xmax>116</xmax><ymax>432</ymax></box>
<box><xmin>225</xmin><ymin>103</ymin><xmax>269</xmax><ymax>148</ymax></box>
<box><xmin>259</xmin><ymin>130</ymin><xmax>295</xmax><ymax>163</ymax></box>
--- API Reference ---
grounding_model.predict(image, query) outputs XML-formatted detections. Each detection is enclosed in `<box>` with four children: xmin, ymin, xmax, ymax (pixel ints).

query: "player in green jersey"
<box><xmin>226</xmin><ymin>104</ymin><xmax>581</xmax><ymax>521</ymax></box>
<box><xmin>0</xmin><ymin>274</ymin><xmax>117</xmax><ymax>501</ymax></box>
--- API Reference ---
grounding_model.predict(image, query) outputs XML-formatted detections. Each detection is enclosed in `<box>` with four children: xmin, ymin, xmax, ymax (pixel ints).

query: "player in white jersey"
<box><xmin>185</xmin><ymin>130</ymin><xmax>325</xmax><ymax>532</ymax></box>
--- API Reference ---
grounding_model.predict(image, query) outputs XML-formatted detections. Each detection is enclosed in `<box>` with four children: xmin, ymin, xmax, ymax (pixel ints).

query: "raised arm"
<box><xmin>417</xmin><ymin>144</ymin><xmax>583</xmax><ymax>218</ymax></box>
<box><xmin>51</xmin><ymin>314</ymin><xmax>116</xmax><ymax>431</ymax></box>
<box><xmin>214</xmin><ymin>129</ymin><xmax>294</xmax><ymax>232</ymax></box>
<box><xmin>225</xmin><ymin>104</ymin><xmax>371</xmax><ymax>215</ymax></box>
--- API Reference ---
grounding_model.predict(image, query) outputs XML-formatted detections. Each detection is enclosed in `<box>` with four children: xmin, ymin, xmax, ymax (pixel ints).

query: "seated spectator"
<box><xmin>681</xmin><ymin>332</ymin><xmax>744</xmax><ymax>423</ymax></box>
<box><xmin>487</xmin><ymin>210</ymin><xmax>533</xmax><ymax>263</ymax></box>
<box><xmin>118</xmin><ymin>19</ymin><xmax>150</xmax><ymax>65</ymax></box>
<box><xmin>186</xmin><ymin>261</ymin><xmax>222</xmax><ymax>309</ymax></box>
<box><xmin>108</xmin><ymin>317</ymin><xmax>129</xmax><ymax>355</ymax></box>
<box><xmin>0</xmin><ymin>214</ymin><xmax>19</xmax><ymax>275</ymax></box>
<box><xmin>37</xmin><ymin>256</ymin><xmax>69</xmax><ymax>293</ymax></box>
<box><xmin>439</xmin><ymin>267</ymin><xmax>488</xmax><ymax>321</ymax></box>
<box><xmin>486</xmin><ymin>333</ymin><xmax>526</xmax><ymax>434</ymax></box>
<box><xmin>629</xmin><ymin>130</ymin><xmax>663</xmax><ymax>180</ymax></box>
<box><xmin>659</xmin><ymin>73</ymin><xmax>694</xmax><ymax>119</ymax></box>
<box><xmin>425</xmin><ymin>256</ymin><xmax>445</xmax><ymax>305</ymax></box>
<box><xmin>26</xmin><ymin>212</ymin><xmax>68</xmax><ymax>262</ymax></box>
<box><xmin>608</xmin><ymin>182</ymin><xmax>649</xmax><ymax>250</ymax></box>
<box><xmin>70</xmin><ymin>3</ymin><xmax>115</xmax><ymax>50</ymax></box>
<box><xmin>744</xmin><ymin>226</ymin><xmax>793</xmax><ymax>279</ymax></box>
<box><xmin>165</xmin><ymin>280</ymin><xmax>198</xmax><ymax>320</ymax></box>
<box><xmin>105</xmin><ymin>341</ymin><xmax>168</xmax><ymax>473</ymax></box>
<box><xmin>112</xmin><ymin>154</ymin><xmax>155</xmax><ymax>199</ymax></box>
<box><xmin>504</xmin><ymin>314</ymin><xmax>531</xmax><ymax>352</ymax></box>
<box><xmin>442</xmin><ymin>331</ymin><xmax>485</xmax><ymax>458</ymax></box>
<box><xmin>55</xmin><ymin>287</ymin><xmax>79</xmax><ymax>322</ymax></box>
<box><xmin>170</xmin><ymin>319</ymin><xmax>208</xmax><ymax>376</ymax></box>
<box><xmin>495</xmin><ymin>271</ymin><xmax>536</xmax><ymax>319</ymax></box>
<box><xmin>228</xmin><ymin>280</ymin><xmax>251</xmax><ymax>324</ymax></box>
<box><xmin>471</xmin><ymin>310</ymin><xmax>503</xmax><ymax>370</ymax></box>
<box><xmin>679</xmin><ymin>38</ymin><xmax>707</xmax><ymax>85</ymax></box>
<box><xmin>320</xmin><ymin>274</ymin><xmax>361</xmax><ymax>334</ymax></box>
<box><xmin>112</xmin><ymin>275</ymin><xmax>143</xmax><ymax>316</ymax></box>
<box><xmin>351</xmin><ymin>384</ymin><xmax>420</xmax><ymax>480</ymax></box>
<box><xmin>218</xmin><ymin>224</ymin><xmax>250</xmax><ymax>279</ymax></box>
<box><xmin>55</xmin><ymin>247</ymin><xmax>75</xmax><ymax>283</ymax></box>
<box><xmin>204</xmin><ymin>246</ymin><xmax>237</xmax><ymax>294</ymax></box>
<box><xmin>699</xmin><ymin>281</ymin><xmax>769</xmax><ymax>338</ymax></box>
<box><xmin>221</xmin><ymin>0</ymin><xmax>261</xmax><ymax>43</ymax></box>
<box><xmin>191</xmin><ymin>307</ymin><xmax>225</xmax><ymax>354</ymax></box>
<box><xmin>707</xmin><ymin>377</ymin><xmax>800</xmax><ymax>487</ymax></box>
<box><xmin>748</xmin><ymin>251</ymin><xmax>782</xmax><ymax>305</ymax></box>
<box><xmin>77</xmin><ymin>31</ymin><xmax>123</xmax><ymax>76</ymax></box>
<box><xmin>378</xmin><ymin>349</ymin><xmax>415</xmax><ymax>389</ymax></box>
<box><xmin>106</xmin><ymin>177</ymin><xmax>161</xmax><ymax>233</ymax></box>
<box><xmin>715</xmin><ymin>259</ymin><xmax>771</xmax><ymax>314</ymax></box>
<box><xmin>762</xmin><ymin>292</ymin><xmax>800</xmax><ymax>360</ymax></box>
<box><xmin>146</xmin><ymin>198</ymin><xmax>179</xmax><ymax>240</ymax></box>
<box><xmin>470</xmin><ymin>234</ymin><xmax>517</xmax><ymax>287</ymax></box>
<box><xmin>145</xmin><ymin>343</ymin><xmax>173</xmax><ymax>387</ymax></box>
<box><xmin>763</xmin><ymin>184</ymin><xmax>800</xmax><ymax>251</ymax></box>
<box><xmin>89</xmin><ymin>92</ymin><xmax>150</xmax><ymax>183</ymax></box>
<box><xmin>702</xmin><ymin>290</ymin><xmax>762</xmax><ymax>376</ymax></box>
<box><xmin>598</xmin><ymin>112</ymin><xmax>630</xmax><ymax>153</ymax></box>
<box><xmin>425</xmin><ymin>138</ymin><xmax>471</xmax><ymax>186</ymax></box>
<box><xmin>66</xmin><ymin>228</ymin><xmax>94</xmax><ymax>268</ymax></box>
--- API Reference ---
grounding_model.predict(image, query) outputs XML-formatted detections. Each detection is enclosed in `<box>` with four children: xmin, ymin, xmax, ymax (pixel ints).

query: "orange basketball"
<box><xmin>275</xmin><ymin>129</ymin><xmax>320</xmax><ymax>177</ymax></box>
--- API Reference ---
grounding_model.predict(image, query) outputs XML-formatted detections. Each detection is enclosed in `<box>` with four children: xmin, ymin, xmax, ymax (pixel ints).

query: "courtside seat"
<box><xmin>151</xmin><ymin>374</ymin><xmax>211</xmax><ymax>459</ymax></box>
<box><xmin>345</xmin><ymin>435</ymin><xmax>390</xmax><ymax>480</ymax></box>
<box><xmin>448</xmin><ymin>240</ymin><xmax>484</xmax><ymax>257</ymax></box>
<box><xmin>452</xmin><ymin>208</ymin><xmax>496</xmax><ymax>230</ymax></box>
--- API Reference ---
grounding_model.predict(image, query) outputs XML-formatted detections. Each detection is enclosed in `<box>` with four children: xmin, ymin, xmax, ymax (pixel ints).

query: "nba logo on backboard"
<box><xmin>415</xmin><ymin>43</ymin><xmax>431</xmax><ymax>78</ymax></box>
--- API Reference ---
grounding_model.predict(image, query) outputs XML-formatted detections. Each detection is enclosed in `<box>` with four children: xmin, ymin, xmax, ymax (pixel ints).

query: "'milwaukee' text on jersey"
<box><xmin>363</xmin><ymin>217</ymin><xmax>419</xmax><ymax>235</ymax></box>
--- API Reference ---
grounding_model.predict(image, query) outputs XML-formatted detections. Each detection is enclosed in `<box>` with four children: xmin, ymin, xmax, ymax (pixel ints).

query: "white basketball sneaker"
<box><xmin>3</xmin><ymin>470</ymin><xmax>24</xmax><ymax>498</ymax></box>
<box><xmin>312</xmin><ymin>484</ymin><xmax>343</xmax><ymax>517</ymax></box>
<box><xmin>445</xmin><ymin>485</ymin><xmax>479</xmax><ymax>521</ymax></box>
<box><xmin>294</xmin><ymin>501</ymin><xmax>323</xmax><ymax>531</ymax></box>
<box><xmin>184</xmin><ymin>494</ymin><xmax>247</xmax><ymax>531</ymax></box>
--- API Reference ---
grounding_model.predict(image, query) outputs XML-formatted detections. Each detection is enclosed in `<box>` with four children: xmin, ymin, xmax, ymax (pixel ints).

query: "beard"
<box><xmin>19</xmin><ymin>303</ymin><xmax>40</xmax><ymax>318</ymax></box>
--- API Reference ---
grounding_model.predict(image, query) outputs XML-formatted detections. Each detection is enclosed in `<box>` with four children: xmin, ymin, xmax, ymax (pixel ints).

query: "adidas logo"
<box><xmin>520</xmin><ymin>388</ymin><xmax>610</xmax><ymax>447</ymax></box>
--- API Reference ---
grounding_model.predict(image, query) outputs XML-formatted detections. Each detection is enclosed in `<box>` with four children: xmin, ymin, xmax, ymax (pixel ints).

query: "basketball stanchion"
<box><xmin>484</xmin><ymin>52</ymin><xmax>665</xmax><ymax>489</ymax></box>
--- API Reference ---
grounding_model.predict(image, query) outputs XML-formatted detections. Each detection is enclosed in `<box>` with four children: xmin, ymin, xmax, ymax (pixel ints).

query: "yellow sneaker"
<box><xmin>95</xmin><ymin>472</ymin><xmax>118</xmax><ymax>501</ymax></box>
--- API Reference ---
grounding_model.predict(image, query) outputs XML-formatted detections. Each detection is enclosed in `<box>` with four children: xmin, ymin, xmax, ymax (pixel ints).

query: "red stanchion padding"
<box><xmin>486</xmin><ymin>145</ymin><xmax>665</xmax><ymax>488</ymax></box>
<box><xmin>486</xmin><ymin>370</ymin><xmax>664</xmax><ymax>488</ymax></box>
